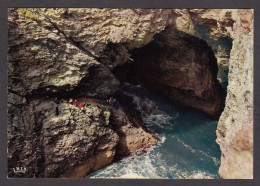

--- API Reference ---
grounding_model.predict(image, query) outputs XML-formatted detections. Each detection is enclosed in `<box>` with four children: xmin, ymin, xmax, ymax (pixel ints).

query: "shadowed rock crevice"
<box><xmin>7</xmin><ymin>8</ymin><xmax>253</xmax><ymax>179</ymax></box>
<box><xmin>113</xmin><ymin>27</ymin><xmax>225</xmax><ymax>118</ymax></box>
<box><xmin>192</xmin><ymin>23</ymin><xmax>233</xmax><ymax>89</ymax></box>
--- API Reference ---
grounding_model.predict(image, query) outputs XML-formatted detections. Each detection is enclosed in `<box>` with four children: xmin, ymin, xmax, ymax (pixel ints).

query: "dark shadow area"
<box><xmin>113</xmin><ymin>27</ymin><xmax>226</xmax><ymax>119</ymax></box>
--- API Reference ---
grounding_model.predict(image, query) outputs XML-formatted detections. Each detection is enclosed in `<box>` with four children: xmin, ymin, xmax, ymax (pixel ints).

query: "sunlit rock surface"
<box><xmin>215</xmin><ymin>10</ymin><xmax>254</xmax><ymax>179</ymax></box>
<box><xmin>172</xmin><ymin>9</ymin><xmax>253</xmax><ymax>179</ymax></box>
<box><xmin>8</xmin><ymin>8</ymin><xmax>253</xmax><ymax>178</ymax></box>
<box><xmin>173</xmin><ymin>9</ymin><xmax>235</xmax><ymax>86</ymax></box>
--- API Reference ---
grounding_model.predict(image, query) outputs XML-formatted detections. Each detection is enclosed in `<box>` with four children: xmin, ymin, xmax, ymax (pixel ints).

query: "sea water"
<box><xmin>87</xmin><ymin>83</ymin><xmax>221</xmax><ymax>179</ymax></box>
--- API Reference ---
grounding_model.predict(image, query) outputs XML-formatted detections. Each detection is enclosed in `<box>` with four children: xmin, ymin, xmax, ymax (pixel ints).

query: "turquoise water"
<box><xmin>87</xmin><ymin>83</ymin><xmax>221</xmax><ymax>179</ymax></box>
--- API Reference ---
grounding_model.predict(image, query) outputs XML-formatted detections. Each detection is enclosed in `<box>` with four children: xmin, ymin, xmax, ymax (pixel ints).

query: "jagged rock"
<box><xmin>40</xmin><ymin>8</ymin><xmax>174</xmax><ymax>54</ymax></box>
<box><xmin>172</xmin><ymin>9</ymin><xmax>253</xmax><ymax>179</ymax></box>
<box><xmin>7</xmin><ymin>97</ymin><xmax>156</xmax><ymax>178</ymax></box>
<box><xmin>8</xmin><ymin>8</ymin><xmax>253</xmax><ymax>179</ymax></box>
<box><xmin>72</xmin><ymin>65</ymin><xmax>120</xmax><ymax>98</ymax></box>
<box><xmin>173</xmin><ymin>9</ymin><xmax>235</xmax><ymax>87</ymax></box>
<box><xmin>115</xmin><ymin>27</ymin><xmax>223</xmax><ymax>117</ymax></box>
<box><xmin>8</xmin><ymin>99</ymin><xmax>119</xmax><ymax>178</ymax></box>
<box><xmin>215</xmin><ymin>10</ymin><xmax>253</xmax><ymax>179</ymax></box>
<box><xmin>8</xmin><ymin>8</ymin><xmax>166</xmax><ymax>177</ymax></box>
<box><xmin>8</xmin><ymin>8</ymin><xmax>174</xmax><ymax>97</ymax></box>
<box><xmin>8</xmin><ymin>9</ymin><xmax>98</xmax><ymax>96</ymax></box>
<box><xmin>109</xmin><ymin>104</ymin><xmax>156</xmax><ymax>156</ymax></box>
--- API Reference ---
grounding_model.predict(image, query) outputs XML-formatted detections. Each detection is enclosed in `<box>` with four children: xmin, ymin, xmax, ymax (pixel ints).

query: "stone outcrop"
<box><xmin>110</xmin><ymin>106</ymin><xmax>156</xmax><ymax>156</ymax></box>
<box><xmin>8</xmin><ymin>99</ymin><xmax>118</xmax><ymax>178</ymax></box>
<box><xmin>8</xmin><ymin>97</ymin><xmax>156</xmax><ymax>178</ymax></box>
<box><xmin>173</xmin><ymin>9</ymin><xmax>235</xmax><ymax>88</ymax></box>
<box><xmin>8</xmin><ymin>8</ymin><xmax>174</xmax><ymax>97</ymax></box>
<box><xmin>8</xmin><ymin>8</ymin><xmax>253</xmax><ymax>179</ymax></box>
<box><xmin>111</xmin><ymin>92</ymin><xmax>157</xmax><ymax>155</ymax></box>
<box><xmin>172</xmin><ymin>9</ymin><xmax>253</xmax><ymax>179</ymax></box>
<box><xmin>114</xmin><ymin>27</ymin><xmax>223</xmax><ymax>117</ymax></box>
<box><xmin>8</xmin><ymin>8</ymin><xmax>167</xmax><ymax>178</ymax></box>
<box><xmin>215</xmin><ymin>10</ymin><xmax>254</xmax><ymax>179</ymax></box>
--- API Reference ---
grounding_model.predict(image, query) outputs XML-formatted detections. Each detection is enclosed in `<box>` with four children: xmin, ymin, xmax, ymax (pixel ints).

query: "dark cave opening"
<box><xmin>22</xmin><ymin>26</ymin><xmax>227</xmax><ymax>120</ymax></box>
<box><xmin>193</xmin><ymin>23</ymin><xmax>233</xmax><ymax>90</ymax></box>
<box><xmin>112</xmin><ymin>27</ymin><xmax>226</xmax><ymax>119</ymax></box>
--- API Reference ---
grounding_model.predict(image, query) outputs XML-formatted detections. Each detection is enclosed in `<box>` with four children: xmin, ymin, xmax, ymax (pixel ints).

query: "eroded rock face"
<box><xmin>110</xmin><ymin>93</ymin><xmax>157</xmax><ymax>155</ymax></box>
<box><xmin>8</xmin><ymin>9</ymin><xmax>98</xmax><ymax>96</ymax></box>
<box><xmin>164</xmin><ymin>9</ymin><xmax>253</xmax><ymax>179</ymax></box>
<box><xmin>8</xmin><ymin>8</ymin><xmax>174</xmax><ymax>97</ymax></box>
<box><xmin>8</xmin><ymin>8</ymin><xmax>253</xmax><ymax>179</ymax></box>
<box><xmin>8</xmin><ymin>98</ymin><xmax>156</xmax><ymax>178</ymax></box>
<box><xmin>174</xmin><ymin>9</ymin><xmax>253</xmax><ymax>179</ymax></box>
<box><xmin>115</xmin><ymin>27</ymin><xmax>223</xmax><ymax>117</ymax></box>
<box><xmin>216</xmin><ymin>10</ymin><xmax>254</xmax><ymax>179</ymax></box>
<box><xmin>8</xmin><ymin>99</ymin><xmax>118</xmax><ymax>178</ymax></box>
<box><xmin>173</xmin><ymin>9</ymin><xmax>235</xmax><ymax>87</ymax></box>
<box><xmin>8</xmin><ymin>8</ymin><xmax>170</xmax><ymax>177</ymax></box>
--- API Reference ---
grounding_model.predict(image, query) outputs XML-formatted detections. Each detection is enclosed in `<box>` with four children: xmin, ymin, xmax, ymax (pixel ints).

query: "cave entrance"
<box><xmin>112</xmin><ymin>27</ymin><xmax>225</xmax><ymax>119</ymax></box>
<box><xmin>91</xmin><ymin>27</ymin><xmax>225</xmax><ymax>178</ymax></box>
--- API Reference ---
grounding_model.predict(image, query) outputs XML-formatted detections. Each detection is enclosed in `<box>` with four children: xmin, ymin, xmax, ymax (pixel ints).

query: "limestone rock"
<box><xmin>8</xmin><ymin>99</ymin><xmax>119</xmax><ymax>178</ymax></box>
<box><xmin>8</xmin><ymin>9</ymin><xmax>98</xmax><ymax>95</ymax></box>
<box><xmin>39</xmin><ymin>8</ymin><xmax>174</xmax><ymax>54</ymax></box>
<box><xmin>8</xmin><ymin>97</ymin><xmax>156</xmax><ymax>178</ymax></box>
<box><xmin>216</xmin><ymin>10</ymin><xmax>253</xmax><ymax>179</ymax></box>
<box><xmin>8</xmin><ymin>8</ymin><xmax>166</xmax><ymax>178</ymax></box>
<box><xmin>174</xmin><ymin>9</ymin><xmax>254</xmax><ymax>179</ymax></box>
<box><xmin>110</xmin><ymin>107</ymin><xmax>156</xmax><ymax>156</ymax></box>
<box><xmin>218</xmin><ymin>121</ymin><xmax>253</xmax><ymax>179</ymax></box>
<box><xmin>7</xmin><ymin>8</ymin><xmax>253</xmax><ymax>179</ymax></box>
<box><xmin>173</xmin><ymin>9</ymin><xmax>235</xmax><ymax>88</ymax></box>
<box><xmin>8</xmin><ymin>8</ymin><xmax>174</xmax><ymax>97</ymax></box>
<box><xmin>170</xmin><ymin>9</ymin><xmax>253</xmax><ymax>179</ymax></box>
<box><xmin>115</xmin><ymin>27</ymin><xmax>223</xmax><ymax>117</ymax></box>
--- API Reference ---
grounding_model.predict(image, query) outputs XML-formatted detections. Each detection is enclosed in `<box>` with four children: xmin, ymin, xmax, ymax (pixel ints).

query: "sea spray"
<box><xmin>88</xmin><ymin>83</ymin><xmax>221</xmax><ymax>179</ymax></box>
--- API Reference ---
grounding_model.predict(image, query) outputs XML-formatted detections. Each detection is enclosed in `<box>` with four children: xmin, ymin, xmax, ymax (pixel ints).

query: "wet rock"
<box><xmin>109</xmin><ymin>106</ymin><xmax>156</xmax><ymax>156</ymax></box>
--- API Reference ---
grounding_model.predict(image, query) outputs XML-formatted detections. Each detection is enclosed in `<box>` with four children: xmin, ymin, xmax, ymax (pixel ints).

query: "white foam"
<box><xmin>159</xmin><ymin>135</ymin><xmax>166</xmax><ymax>144</ymax></box>
<box><xmin>88</xmin><ymin>148</ymin><xmax>218</xmax><ymax>179</ymax></box>
<box><xmin>172</xmin><ymin>136</ymin><xmax>220</xmax><ymax>166</ymax></box>
<box><xmin>89</xmin><ymin>148</ymin><xmax>168</xmax><ymax>178</ymax></box>
<box><xmin>90</xmin><ymin>83</ymin><xmax>220</xmax><ymax>179</ymax></box>
<box><xmin>197</xmin><ymin>150</ymin><xmax>221</xmax><ymax>167</ymax></box>
<box><xmin>121</xmin><ymin>88</ymin><xmax>175</xmax><ymax>130</ymax></box>
<box><xmin>112</xmin><ymin>173</ymin><xmax>147</xmax><ymax>179</ymax></box>
<box><xmin>172</xmin><ymin>136</ymin><xmax>196</xmax><ymax>153</ymax></box>
<box><xmin>181</xmin><ymin>170</ymin><xmax>217</xmax><ymax>179</ymax></box>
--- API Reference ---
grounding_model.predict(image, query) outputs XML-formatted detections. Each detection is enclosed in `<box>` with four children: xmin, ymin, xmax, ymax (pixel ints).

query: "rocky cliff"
<box><xmin>8</xmin><ymin>8</ymin><xmax>253</xmax><ymax>178</ymax></box>
<box><xmin>8</xmin><ymin>8</ymin><xmax>163</xmax><ymax>178</ymax></box>
<box><xmin>114</xmin><ymin>27</ymin><xmax>223</xmax><ymax>117</ymax></box>
<box><xmin>172</xmin><ymin>9</ymin><xmax>254</xmax><ymax>179</ymax></box>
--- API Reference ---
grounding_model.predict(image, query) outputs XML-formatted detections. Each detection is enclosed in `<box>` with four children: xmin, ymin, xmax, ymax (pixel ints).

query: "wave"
<box><xmin>172</xmin><ymin>135</ymin><xmax>197</xmax><ymax>153</ymax></box>
<box><xmin>88</xmin><ymin>150</ymin><xmax>166</xmax><ymax>178</ymax></box>
<box><xmin>179</xmin><ymin>170</ymin><xmax>217</xmax><ymax>179</ymax></box>
<box><xmin>87</xmin><ymin>82</ymin><xmax>220</xmax><ymax>179</ymax></box>
<box><xmin>120</xmin><ymin>86</ymin><xmax>179</xmax><ymax>130</ymax></box>
<box><xmin>172</xmin><ymin>135</ymin><xmax>220</xmax><ymax>167</ymax></box>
